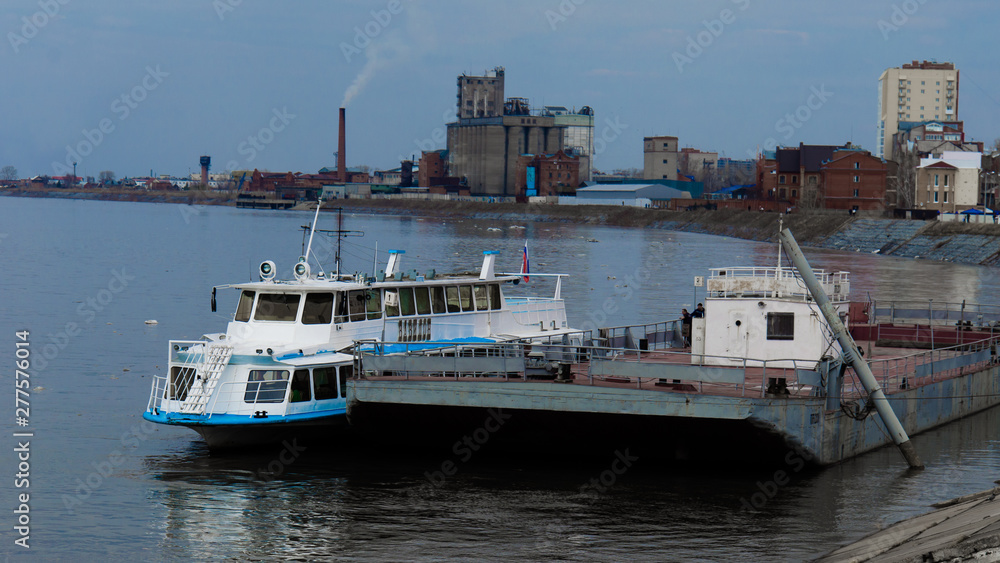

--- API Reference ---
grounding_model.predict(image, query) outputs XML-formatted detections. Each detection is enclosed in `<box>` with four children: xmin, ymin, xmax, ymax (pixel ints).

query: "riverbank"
<box><xmin>816</xmin><ymin>484</ymin><xmax>1000</xmax><ymax>562</ymax></box>
<box><xmin>6</xmin><ymin>188</ymin><xmax>1000</xmax><ymax>266</ymax></box>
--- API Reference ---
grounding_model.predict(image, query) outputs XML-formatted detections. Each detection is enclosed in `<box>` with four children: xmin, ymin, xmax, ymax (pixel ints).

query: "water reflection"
<box><xmin>142</xmin><ymin>405</ymin><xmax>999</xmax><ymax>560</ymax></box>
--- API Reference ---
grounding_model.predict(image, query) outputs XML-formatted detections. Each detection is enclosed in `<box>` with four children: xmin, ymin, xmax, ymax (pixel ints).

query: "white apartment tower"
<box><xmin>876</xmin><ymin>60</ymin><xmax>959</xmax><ymax>161</ymax></box>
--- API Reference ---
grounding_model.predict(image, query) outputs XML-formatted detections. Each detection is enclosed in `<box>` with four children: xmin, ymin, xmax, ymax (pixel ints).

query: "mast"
<box><xmin>778</xmin><ymin>228</ymin><xmax>924</xmax><ymax>469</ymax></box>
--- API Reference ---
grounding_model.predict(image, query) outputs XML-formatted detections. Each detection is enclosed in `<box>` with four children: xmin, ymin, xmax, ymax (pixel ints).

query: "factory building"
<box><xmin>446</xmin><ymin>68</ymin><xmax>594</xmax><ymax>197</ymax></box>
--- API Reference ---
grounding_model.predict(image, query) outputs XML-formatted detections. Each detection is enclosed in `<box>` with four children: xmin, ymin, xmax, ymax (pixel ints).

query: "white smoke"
<box><xmin>339</xmin><ymin>3</ymin><xmax>433</xmax><ymax>108</ymax></box>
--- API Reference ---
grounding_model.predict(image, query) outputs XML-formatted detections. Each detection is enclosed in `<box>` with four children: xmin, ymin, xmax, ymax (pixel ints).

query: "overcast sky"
<box><xmin>3</xmin><ymin>0</ymin><xmax>998</xmax><ymax>179</ymax></box>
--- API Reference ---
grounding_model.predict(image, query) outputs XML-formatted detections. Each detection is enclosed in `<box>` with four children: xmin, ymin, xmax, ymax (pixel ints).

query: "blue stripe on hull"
<box><xmin>143</xmin><ymin>408</ymin><xmax>347</xmax><ymax>427</ymax></box>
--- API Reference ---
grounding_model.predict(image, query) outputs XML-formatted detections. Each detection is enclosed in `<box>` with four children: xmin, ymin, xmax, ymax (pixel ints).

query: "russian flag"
<box><xmin>520</xmin><ymin>241</ymin><xmax>530</xmax><ymax>282</ymax></box>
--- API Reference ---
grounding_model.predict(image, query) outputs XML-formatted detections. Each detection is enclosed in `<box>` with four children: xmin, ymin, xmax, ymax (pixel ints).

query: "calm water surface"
<box><xmin>1</xmin><ymin>197</ymin><xmax>998</xmax><ymax>561</ymax></box>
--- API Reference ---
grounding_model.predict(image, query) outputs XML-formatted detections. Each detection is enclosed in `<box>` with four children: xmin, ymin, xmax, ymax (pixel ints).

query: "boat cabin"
<box><xmin>693</xmin><ymin>267</ymin><xmax>850</xmax><ymax>367</ymax></box>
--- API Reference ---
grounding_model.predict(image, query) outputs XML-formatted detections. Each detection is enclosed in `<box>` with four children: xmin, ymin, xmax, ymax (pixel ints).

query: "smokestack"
<box><xmin>338</xmin><ymin>107</ymin><xmax>347</xmax><ymax>182</ymax></box>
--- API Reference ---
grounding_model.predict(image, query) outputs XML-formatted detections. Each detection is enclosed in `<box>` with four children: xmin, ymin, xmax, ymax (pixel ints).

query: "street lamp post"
<box><xmin>72</xmin><ymin>162</ymin><xmax>77</xmax><ymax>187</ymax></box>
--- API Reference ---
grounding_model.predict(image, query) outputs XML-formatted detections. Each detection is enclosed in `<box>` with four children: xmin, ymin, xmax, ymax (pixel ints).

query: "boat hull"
<box><xmin>143</xmin><ymin>410</ymin><xmax>348</xmax><ymax>449</ymax></box>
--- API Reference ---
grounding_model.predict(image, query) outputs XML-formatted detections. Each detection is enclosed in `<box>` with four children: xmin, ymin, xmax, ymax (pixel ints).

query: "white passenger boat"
<box><xmin>143</xmin><ymin>203</ymin><xmax>575</xmax><ymax>447</ymax></box>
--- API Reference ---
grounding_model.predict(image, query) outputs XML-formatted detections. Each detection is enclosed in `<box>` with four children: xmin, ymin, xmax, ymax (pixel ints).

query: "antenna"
<box><xmin>300</xmin><ymin>206</ymin><xmax>364</xmax><ymax>280</ymax></box>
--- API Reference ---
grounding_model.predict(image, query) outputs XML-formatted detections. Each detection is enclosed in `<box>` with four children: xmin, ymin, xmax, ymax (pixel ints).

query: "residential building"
<box><xmin>679</xmin><ymin>148</ymin><xmax>718</xmax><ymax>181</ymax></box>
<box><xmin>643</xmin><ymin>136</ymin><xmax>679</xmax><ymax>181</ymax></box>
<box><xmin>915</xmin><ymin>151</ymin><xmax>981</xmax><ymax>212</ymax></box>
<box><xmin>774</xmin><ymin>142</ymin><xmax>850</xmax><ymax>205</ymax></box>
<box><xmin>820</xmin><ymin>149</ymin><xmax>887</xmax><ymax>211</ymax></box>
<box><xmin>877</xmin><ymin>60</ymin><xmax>959</xmax><ymax>160</ymax></box>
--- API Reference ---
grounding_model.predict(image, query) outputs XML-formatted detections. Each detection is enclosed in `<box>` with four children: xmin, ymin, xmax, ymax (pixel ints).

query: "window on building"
<box><xmin>792</xmin><ymin>176</ymin><xmax>798</xmax><ymax>183</ymax></box>
<box><xmin>854</xmin><ymin>175</ymin><xmax>860</xmax><ymax>183</ymax></box>
<box><xmin>934</xmin><ymin>174</ymin><xmax>939</xmax><ymax>187</ymax></box>
<box><xmin>766</xmin><ymin>312</ymin><xmax>795</xmax><ymax>340</ymax></box>
<box><xmin>944</xmin><ymin>192</ymin><xmax>948</xmax><ymax>203</ymax></box>
<box><xmin>934</xmin><ymin>191</ymin><xmax>939</xmax><ymax>203</ymax></box>
<box><xmin>854</xmin><ymin>162</ymin><xmax>860</xmax><ymax>170</ymax></box>
<box><xmin>854</xmin><ymin>188</ymin><xmax>859</xmax><ymax>197</ymax></box>
<box><xmin>921</xmin><ymin>80</ymin><xmax>925</xmax><ymax>85</ymax></box>
<box><xmin>791</xmin><ymin>189</ymin><xmax>797</xmax><ymax>198</ymax></box>
<box><xmin>662</xmin><ymin>159</ymin><xmax>668</xmax><ymax>164</ymax></box>
<box><xmin>944</xmin><ymin>174</ymin><xmax>949</xmax><ymax>187</ymax></box>
<box><xmin>779</xmin><ymin>175</ymin><xmax>786</xmax><ymax>184</ymax></box>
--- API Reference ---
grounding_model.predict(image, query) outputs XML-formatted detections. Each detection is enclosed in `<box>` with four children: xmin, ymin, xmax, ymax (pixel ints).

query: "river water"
<box><xmin>1</xmin><ymin>196</ymin><xmax>998</xmax><ymax>561</ymax></box>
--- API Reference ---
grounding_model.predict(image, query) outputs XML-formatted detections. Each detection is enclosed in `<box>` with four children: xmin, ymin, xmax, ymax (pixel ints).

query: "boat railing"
<box><xmin>865</xmin><ymin>333</ymin><xmax>1000</xmax><ymax>393</ymax></box>
<box><xmin>596</xmin><ymin>321</ymin><xmax>681</xmax><ymax>351</ymax></box>
<box><xmin>354</xmin><ymin>338</ymin><xmax>824</xmax><ymax>398</ymax></box>
<box><xmin>147</xmin><ymin>374</ymin><xmax>169</xmax><ymax>412</ymax></box>
<box><xmin>871</xmin><ymin>299</ymin><xmax>1000</xmax><ymax>327</ymax></box>
<box><xmin>169</xmin><ymin>339</ymin><xmax>209</xmax><ymax>364</ymax></box>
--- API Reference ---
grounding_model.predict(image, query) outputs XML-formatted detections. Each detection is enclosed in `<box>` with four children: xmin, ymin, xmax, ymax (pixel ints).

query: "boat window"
<box><xmin>398</xmin><ymin>287</ymin><xmax>415</xmax><ymax>316</ymax></box>
<box><xmin>474</xmin><ymin>284</ymin><xmax>489</xmax><ymax>311</ymax></box>
<box><xmin>290</xmin><ymin>369</ymin><xmax>311</xmax><ymax>402</ymax></box>
<box><xmin>766</xmin><ymin>312</ymin><xmax>795</xmax><ymax>341</ymax></box>
<box><xmin>445</xmin><ymin>286</ymin><xmax>461</xmax><ymax>313</ymax></box>
<box><xmin>302</xmin><ymin>293</ymin><xmax>334</xmax><ymax>325</ymax></box>
<box><xmin>415</xmin><ymin>287</ymin><xmax>431</xmax><ymax>315</ymax></box>
<box><xmin>312</xmin><ymin>367</ymin><xmax>337</xmax><ymax>400</ymax></box>
<box><xmin>366</xmin><ymin>289</ymin><xmax>382</xmax><ymax>320</ymax></box>
<box><xmin>254</xmin><ymin>294</ymin><xmax>301</xmax><ymax>322</ymax></box>
<box><xmin>244</xmin><ymin>369</ymin><xmax>289</xmax><ymax>403</ymax></box>
<box><xmin>489</xmin><ymin>284</ymin><xmax>502</xmax><ymax>310</ymax></box>
<box><xmin>348</xmin><ymin>290</ymin><xmax>367</xmax><ymax>322</ymax></box>
<box><xmin>235</xmin><ymin>290</ymin><xmax>255</xmax><ymax>322</ymax></box>
<box><xmin>384</xmin><ymin>289</ymin><xmax>400</xmax><ymax>317</ymax></box>
<box><xmin>459</xmin><ymin>285</ymin><xmax>474</xmax><ymax>312</ymax></box>
<box><xmin>339</xmin><ymin>364</ymin><xmax>353</xmax><ymax>398</ymax></box>
<box><xmin>431</xmin><ymin>286</ymin><xmax>446</xmax><ymax>314</ymax></box>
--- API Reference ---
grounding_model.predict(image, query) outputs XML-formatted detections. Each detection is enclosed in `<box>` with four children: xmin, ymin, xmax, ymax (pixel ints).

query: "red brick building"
<box><xmin>515</xmin><ymin>150</ymin><xmax>580</xmax><ymax>196</ymax></box>
<box><xmin>821</xmin><ymin>150</ymin><xmax>887</xmax><ymax>210</ymax></box>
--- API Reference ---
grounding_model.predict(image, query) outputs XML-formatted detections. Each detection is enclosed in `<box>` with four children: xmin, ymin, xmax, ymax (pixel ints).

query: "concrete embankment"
<box><xmin>7</xmin><ymin>189</ymin><xmax>1000</xmax><ymax>266</ymax></box>
<box><xmin>816</xmin><ymin>484</ymin><xmax>1000</xmax><ymax>562</ymax></box>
